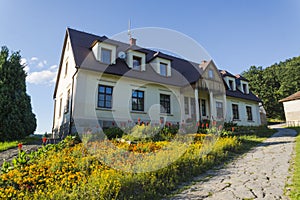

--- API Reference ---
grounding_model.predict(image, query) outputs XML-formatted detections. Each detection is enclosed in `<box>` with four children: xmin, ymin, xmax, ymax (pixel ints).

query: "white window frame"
<box><xmin>92</xmin><ymin>42</ymin><xmax>116</xmax><ymax>64</ymax></box>
<box><xmin>127</xmin><ymin>50</ymin><xmax>146</xmax><ymax>71</ymax></box>
<box><xmin>152</xmin><ymin>57</ymin><xmax>171</xmax><ymax>77</ymax></box>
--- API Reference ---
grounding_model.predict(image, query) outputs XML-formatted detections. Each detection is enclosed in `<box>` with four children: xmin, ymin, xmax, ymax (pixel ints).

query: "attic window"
<box><xmin>133</xmin><ymin>56</ymin><xmax>142</xmax><ymax>71</ymax></box>
<box><xmin>160</xmin><ymin>62</ymin><xmax>168</xmax><ymax>76</ymax></box>
<box><xmin>229</xmin><ymin>80</ymin><xmax>234</xmax><ymax>90</ymax></box>
<box><xmin>208</xmin><ymin>69</ymin><xmax>214</xmax><ymax>79</ymax></box>
<box><xmin>243</xmin><ymin>83</ymin><xmax>248</xmax><ymax>94</ymax></box>
<box><xmin>101</xmin><ymin>48</ymin><xmax>112</xmax><ymax>64</ymax></box>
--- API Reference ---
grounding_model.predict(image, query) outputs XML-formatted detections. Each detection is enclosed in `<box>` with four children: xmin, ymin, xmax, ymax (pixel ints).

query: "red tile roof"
<box><xmin>279</xmin><ymin>91</ymin><xmax>300</xmax><ymax>102</ymax></box>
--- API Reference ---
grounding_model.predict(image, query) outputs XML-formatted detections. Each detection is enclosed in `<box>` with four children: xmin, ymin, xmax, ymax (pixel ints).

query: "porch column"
<box><xmin>209</xmin><ymin>91</ymin><xmax>214</xmax><ymax>120</ymax></box>
<box><xmin>194</xmin><ymin>87</ymin><xmax>200</xmax><ymax>122</ymax></box>
<box><xmin>223</xmin><ymin>94</ymin><xmax>227</xmax><ymax>121</ymax></box>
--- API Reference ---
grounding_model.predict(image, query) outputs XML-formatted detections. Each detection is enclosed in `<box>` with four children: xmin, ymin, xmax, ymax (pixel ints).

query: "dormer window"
<box><xmin>160</xmin><ymin>62</ymin><xmax>168</xmax><ymax>76</ymax></box>
<box><xmin>152</xmin><ymin>57</ymin><xmax>171</xmax><ymax>77</ymax></box>
<box><xmin>92</xmin><ymin>42</ymin><xmax>116</xmax><ymax>64</ymax></box>
<box><xmin>101</xmin><ymin>48</ymin><xmax>112</xmax><ymax>64</ymax></box>
<box><xmin>242</xmin><ymin>83</ymin><xmax>248</xmax><ymax>94</ymax></box>
<box><xmin>127</xmin><ymin>50</ymin><xmax>146</xmax><ymax>71</ymax></box>
<box><xmin>133</xmin><ymin>56</ymin><xmax>142</xmax><ymax>71</ymax></box>
<box><xmin>229</xmin><ymin>80</ymin><xmax>234</xmax><ymax>90</ymax></box>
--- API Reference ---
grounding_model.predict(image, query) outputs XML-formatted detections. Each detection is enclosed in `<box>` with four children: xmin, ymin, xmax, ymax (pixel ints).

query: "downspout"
<box><xmin>69</xmin><ymin>68</ymin><xmax>78</xmax><ymax>135</ymax></box>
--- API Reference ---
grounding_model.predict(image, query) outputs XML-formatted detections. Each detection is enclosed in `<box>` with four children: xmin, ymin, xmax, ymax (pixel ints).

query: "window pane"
<box><xmin>99</xmin><ymin>86</ymin><xmax>105</xmax><ymax>93</ymax></box>
<box><xmin>99</xmin><ymin>94</ymin><xmax>105</xmax><ymax>101</ymax></box>
<box><xmin>132</xmin><ymin>91</ymin><xmax>137</xmax><ymax>97</ymax></box>
<box><xmin>106</xmin><ymin>87</ymin><xmax>112</xmax><ymax>94</ymax></box>
<box><xmin>101</xmin><ymin>48</ymin><xmax>111</xmax><ymax>64</ymax></box>
<box><xmin>98</xmin><ymin>101</ymin><xmax>104</xmax><ymax>107</ymax></box>
<box><xmin>160</xmin><ymin>63</ymin><xmax>167</xmax><ymax>76</ymax></box>
<box><xmin>105</xmin><ymin>101</ymin><xmax>111</xmax><ymax>108</ymax></box>
<box><xmin>160</xmin><ymin>94</ymin><xmax>171</xmax><ymax>114</ymax></box>
<box><xmin>133</xmin><ymin>56</ymin><xmax>141</xmax><ymax>70</ymax></box>
<box><xmin>138</xmin><ymin>91</ymin><xmax>144</xmax><ymax>98</ymax></box>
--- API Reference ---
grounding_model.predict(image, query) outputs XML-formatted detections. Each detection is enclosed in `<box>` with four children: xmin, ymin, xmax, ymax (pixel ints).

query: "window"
<box><xmin>184</xmin><ymin>97</ymin><xmax>189</xmax><ymax>114</ymax></box>
<box><xmin>98</xmin><ymin>85</ymin><xmax>113</xmax><ymax>109</ymax></box>
<box><xmin>208</xmin><ymin>69</ymin><xmax>214</xmax><ymax>79</ymax></box>
<box><xmin>101</xmin><ymin>48</ymin><xmax>112</xmax><ymax>64</ymax></box>
<box><xmin>132</xmin><ymin>90</ymin><xmax>144</xmax><ymax>111</ymax></box>
<box><xmin>132</xmin><ymin>56</ymin><xmax>142</xmax><ymax>71</ymax></box>
<box><xmin>65</xmin><ymin>89</ymin><xmax>70</xmax><ymax>113</ymax></box>
<box><xmin>160</xmin><ymin>94</ymin><xmax>171</xmax><ymax>114</ymax></box>
<box><xmin>232</xmin><ymin>104</ymin><xmax>239</xmax><ymax>120</ymax></box>
<box><xmin>201</xmin><ymin>99</ymin><xmax>206</xmax><ymax>116</ymax></box>
<box><xmin>216</xmin><ymin>102</ymin><xmax>223</xmax><ymax>119</ymax></box>
<box><xmin>246</xmin><ymin>106</ymin><xmax>253</xmax><ymax>121</ymax></box>
<box><xmin>59</xmin><ymin>98</ymin><xmax>62</xmax><ymax>117</ymax></box>
<box><xmin>160</xmin><ymin>62</ymin><xmax>167</xmax><ymax>76</ymax></box>
<box><xmin>65</xmin><ymin>61</ymin><xmax>68</xmax><ymax>77</ymax></box>
<box><xmin>243</xmin><ymin>84</ymin><xmax>247</xmax><ymax>94</ymax></box>
<box><xmin>229</xmin><ymin>80</ymin><xmax>234</xmax><ymax>90</ymax></box>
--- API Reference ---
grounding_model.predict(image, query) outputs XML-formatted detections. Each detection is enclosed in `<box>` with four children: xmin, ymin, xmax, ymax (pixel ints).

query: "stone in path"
<box><xmin>171</xmin><ymin>127</ymin><xmax>297</xmax><ymax>200</ymax></box>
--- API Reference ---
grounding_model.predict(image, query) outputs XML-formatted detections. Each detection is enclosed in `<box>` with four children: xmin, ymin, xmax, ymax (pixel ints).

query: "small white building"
<box><xmin>279</xmin><ymin>91</ymin><xmax>300</xmax><ymax>126</ymax></box>
<box><xmin>52</xmin><ymin>28</ymin><xmax>262</xmax><ymax>136</ymax></box>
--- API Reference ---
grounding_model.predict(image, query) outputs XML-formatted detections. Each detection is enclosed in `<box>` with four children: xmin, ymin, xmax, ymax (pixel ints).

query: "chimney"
<box><xmin>201</xmin><ymin>60</ymin><xmax>207</xmax><ymax>65</ymax></box>
<box><xmin>130</xmin><ymin>38</ymin><xmax>136</xmax><ymax>46</ymax></box>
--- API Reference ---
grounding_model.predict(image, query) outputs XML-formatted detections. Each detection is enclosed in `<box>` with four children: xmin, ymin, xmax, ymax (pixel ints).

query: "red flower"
<box><xmin>206</xmin><ymin>123</ymin><xmax>209</xmax><ymax>128</ymax></box>
<box><xmin>197</xmin><ymin>122</ymin><xmax>200</xmax><ymax>127</ymax></box>
<box><xmin>202</xmin><ymin>123</ymin><xmax>205</xmax><ymax>128</ymax></box>
<box><xmin>18</xmin><ymin>143</ymin><xmax>22</xmax><ymax>150</ymax></box>
<box><xmin>232</xmin><ymin>127</ymin><xmax>235</xmax><ymax>132</ymax></box>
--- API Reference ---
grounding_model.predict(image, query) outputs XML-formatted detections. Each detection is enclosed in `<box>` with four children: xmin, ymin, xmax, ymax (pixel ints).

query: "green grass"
<box><xmin>0</xmin><ymin>135</ymin><xmax>42</xmax><ymax>152</ymax></box>
<box><xmin>287</xmin><ymin>127</ymin><xmax>300</xmax><ymax>199</ymax></box>
<box><xmin>0</xmin><ymin>141</ymin><xmax>19</xmax><ymax>152</ymax></box>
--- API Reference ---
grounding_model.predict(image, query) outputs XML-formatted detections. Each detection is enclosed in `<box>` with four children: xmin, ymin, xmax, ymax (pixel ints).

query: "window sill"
<box><xmin>160</xmin><ymin>113</ymin><xmax>173</xmax><ymax>116</ymax></box>
<box><xmin>247</xmin><ymin>120</ymin><xmax>254</xmax><ymax>122</ymax></box>
<box><xmin>233</xmin><ymin>119</ymin><xmax>241</xmax><ymax>121</ymax></box>
<box><xmin>95</xmin><ymin>107</ymin><xmax>115</xmax><ymax>112</ymax></box>
<box><xmin>130</xmin><ymin>111</ymin><xmax>147</xmax><ymax>114</ymax></box>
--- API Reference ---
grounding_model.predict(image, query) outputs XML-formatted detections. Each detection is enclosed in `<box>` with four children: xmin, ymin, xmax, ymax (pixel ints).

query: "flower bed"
<box><xmin>0</xmin><ymin>133</ymin><xmax>242</xmax><ymax>199</ymax></box>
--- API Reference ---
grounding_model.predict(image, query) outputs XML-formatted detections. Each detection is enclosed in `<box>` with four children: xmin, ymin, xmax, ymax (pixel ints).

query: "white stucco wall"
<box><xmin>226</xmin><ymin>97</ymin><xmax>261</xmax><ymax>126</ymax></box>
<box><xmin>53</xmin><ymin>36</ymin><xmax>77</xmax><ymax>132</ymax></box>
<box><xmin>71</xmin><ymin>69</ymin><xmax>183</xmax><ymax>132</ymax></box>
<box><xmin>283</xmin><ymin>99</ymin><xmax>300</xmax><ymax>124</ymax></box>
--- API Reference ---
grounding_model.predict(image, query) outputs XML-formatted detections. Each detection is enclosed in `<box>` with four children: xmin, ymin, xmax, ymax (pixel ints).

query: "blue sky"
<box><xmin>0</xmin><ymin>0</ymin><xmax>299</xmax><ymax>134</ymax></box>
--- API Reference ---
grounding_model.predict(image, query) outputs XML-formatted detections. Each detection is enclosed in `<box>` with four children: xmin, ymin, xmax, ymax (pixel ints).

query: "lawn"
<box><xmin>287</xmin><ymin>127</ymin><xmax>300</xmax><ymax>199</ymax></box>
<box><xmin>0</xmin><ymin>125</ymin><xmax>276</xmax><ymax>199</ymax></box>
<box><xmin>0</xmin><ymin>135</ymin><xmax>42</xmax><ymax>152</ymax></box>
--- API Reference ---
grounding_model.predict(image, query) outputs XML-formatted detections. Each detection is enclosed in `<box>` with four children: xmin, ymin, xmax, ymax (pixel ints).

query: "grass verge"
<box><xmin>287</xmin><ymin>127</ymin><xmax>300</xmax><ymax>199</ymax></box>
<box><xmin>0</xmin><ymin>135</ymin><xmax>42</xmax><ymax>152</ymax></box>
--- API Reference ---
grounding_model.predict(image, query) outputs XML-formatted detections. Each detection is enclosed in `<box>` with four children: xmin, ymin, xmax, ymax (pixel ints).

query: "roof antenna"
<box><xmin>128</xmin><ymin>19</ymin><xmax>132</xmax><ymax>39</ymax></box>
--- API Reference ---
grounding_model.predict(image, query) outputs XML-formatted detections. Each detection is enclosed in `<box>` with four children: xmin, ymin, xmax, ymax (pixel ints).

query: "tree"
<box><xmin>0</xmin><ymin>46</ymin><xmax>36</xmax><ymax>141</ymax></box>
<box><xmin>242</xmin><ymin>56</ymin><xmax>300</xmax><ymax>120</ymax></box>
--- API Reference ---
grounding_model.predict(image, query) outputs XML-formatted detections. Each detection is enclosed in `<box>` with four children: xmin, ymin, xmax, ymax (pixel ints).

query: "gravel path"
<box><xmin>171</xmin><ymin>126</ymin><xmax>297</xmax><ymax>200</ymax></box>
<box><xmin>0</xmin><ymin>144</ymin><xmax>41</xmax><ymax>166</ymax></box>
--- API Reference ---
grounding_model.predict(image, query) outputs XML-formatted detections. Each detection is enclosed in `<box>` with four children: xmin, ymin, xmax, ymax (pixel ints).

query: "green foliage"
<box><xmin>0</xmin><ymin>46</ymin><xmax>36</xmax><ymax>141</ymax></box>
<box><xmin>242</xmin><ymin>56</ymin><xmax>300</xmax><ymax>120</ymax></box>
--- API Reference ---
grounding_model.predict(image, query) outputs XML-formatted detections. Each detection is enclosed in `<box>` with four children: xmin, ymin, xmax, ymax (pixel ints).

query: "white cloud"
<box><xmin>27</xmin><ymin>70</ymin><xmax>57</xmax><ymax>85</ymax></box>
<box><xmin>24</xmin><ymin>66</ymin><xmax>30</xmax><ymax>73</ymax></box>
<box><xmin>20</xmin><ymin>58</ymin><xmax>27</xmax><ymax>66</ymax></box>
<box><xmin>31</xmin><ymin>57</ymin><xmax>38</xmax><ymax>61</ymax></box>
<box><xmin>37</xmin><ymin>61</ymin><xmax>44</xmax><ymax>68</ymax></box>
<box><xmin>50</xmin><ymin>65</ymin><xmax>58</xmax><ymax>69</ymax></box>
